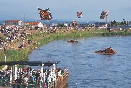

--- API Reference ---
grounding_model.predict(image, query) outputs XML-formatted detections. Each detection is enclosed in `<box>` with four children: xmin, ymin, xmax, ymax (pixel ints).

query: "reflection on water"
<box><xmin>29</xmin><ymin>36</ymin><xmax>131</xmax><ymax>88</ymax></box>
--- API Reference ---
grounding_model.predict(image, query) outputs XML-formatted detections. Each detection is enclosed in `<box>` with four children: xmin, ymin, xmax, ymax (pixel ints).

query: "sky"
<box><xmin>0</xmin><ymin>0</ymin><xmax>131</xmax><ymax>22</ymax></box>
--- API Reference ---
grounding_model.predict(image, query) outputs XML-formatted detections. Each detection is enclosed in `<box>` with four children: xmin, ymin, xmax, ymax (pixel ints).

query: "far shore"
<box><xmin>0</xmin><ymin>27</ymin><xmax>131</xmax><ymax>69</ymax></box>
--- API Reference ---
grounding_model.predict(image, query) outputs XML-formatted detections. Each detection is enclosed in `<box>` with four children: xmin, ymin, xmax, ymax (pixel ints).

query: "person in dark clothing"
<box><xmin>35</xmin><ymin>71</ymin><xmax>40</xmax><ymax>84</ymax></box>
<box><xmin>14</xmin><ymin>77</ymin><xmax>22</xmax><ymax>88</ymax></box>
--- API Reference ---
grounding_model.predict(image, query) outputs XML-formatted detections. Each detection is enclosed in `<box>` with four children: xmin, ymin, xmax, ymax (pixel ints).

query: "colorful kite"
<box><xmin>38</xmin><ymin>8</ymin><xmax>53</xmax><ymax>20</ymax></box>
<box><xmin>77</xmin><ymin>12</ymin><xmax>83</xmax><ymax>18</ymax></box>
<box><xmin>100</xmin><ymin>10</ymin><xmax>109</xmax><ymax>19</ymax></box>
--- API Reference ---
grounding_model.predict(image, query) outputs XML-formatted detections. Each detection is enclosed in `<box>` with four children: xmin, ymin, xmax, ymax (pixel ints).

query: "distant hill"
<box><xmin>0</xmin><ymin>19</ymin><xmax>103</xmax><ymax>25</ymax></box>
<box><xmin>0</xmin><ymin>21</ymin><xmax>4</xmax><ymax>25</ymax></box>
<box><xmin>88</xmin><ymin>21</ymin><xmax>97</xmax><ymax>24</ymax></box>
<box><xmin>40</xmin><ymin>20</ymin><xmax>72</xmax><ymax>24</ymax></box>
<box><xmin>38</xmin><ymin>20</ymin><xmax>95</xmax><ymax>25</ymax></box>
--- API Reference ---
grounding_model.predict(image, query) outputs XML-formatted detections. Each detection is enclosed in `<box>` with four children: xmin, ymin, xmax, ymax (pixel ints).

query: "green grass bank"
<box><xmin>0</xmin><ymin>29</ymin><xmax>131</xmax><ymax>63</ymax></box>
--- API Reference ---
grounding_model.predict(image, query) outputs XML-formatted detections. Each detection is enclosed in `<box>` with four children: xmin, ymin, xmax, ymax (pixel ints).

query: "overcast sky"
<box><xmin>1</xmin><ymin>0</ymin><xmax>131</xmax><ymax>22</ymax></box>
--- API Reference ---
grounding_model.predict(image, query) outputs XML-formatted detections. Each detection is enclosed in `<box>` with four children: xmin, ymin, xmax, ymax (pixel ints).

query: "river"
<box><xmin>29</xmin><ymin>36</ymin><xmax>131</xmax><ymax>88</ymax></box>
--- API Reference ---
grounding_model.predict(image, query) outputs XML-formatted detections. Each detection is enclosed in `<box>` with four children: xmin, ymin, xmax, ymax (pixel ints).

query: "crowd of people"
<box><xmin>0</xmin><ymin>22</ymin><xmax>94</xmax><ymax>52</ymax></box>
<box><xmin>0</xmin><ymin>25</ymin><xmax>26</xmax><ymax>50</ymax></box>
<box><xmin>0</xmin><ymin>64</ymin><xmax>68</xmax><ymax>88</ymax></box>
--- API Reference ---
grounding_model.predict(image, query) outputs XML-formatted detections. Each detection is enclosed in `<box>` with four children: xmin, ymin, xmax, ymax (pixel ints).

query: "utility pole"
<box><xmin>23</xmin><ymin>14</ymin><xmax>25</xmax><ymax>29</ymax></box>
<box><xmin>106</xmin><ymin>17</ymin><xmax>107</xmax><ymax>24</ymax></box>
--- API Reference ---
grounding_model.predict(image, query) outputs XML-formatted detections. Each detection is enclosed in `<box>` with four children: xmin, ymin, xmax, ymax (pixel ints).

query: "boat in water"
<box><xmin>95</xmin><ymin>47</ymin><xmax>116</xmax><ymax>55</ymax></box>
<box><xmin>67</xmin><ymin>40</ymin><xmax>78</xmax><ymax>43</ymax></box>
<box><xmin>0</xmin><ymin>61</ymin><xmax>69</xmax><ymax>88</ymax></box>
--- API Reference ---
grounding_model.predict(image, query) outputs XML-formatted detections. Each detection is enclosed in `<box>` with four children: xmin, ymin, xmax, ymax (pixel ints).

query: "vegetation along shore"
<box><xmin>0</xmin><ymin>27</ymin><xmax>131</xmax><ymax>69</ymax></box>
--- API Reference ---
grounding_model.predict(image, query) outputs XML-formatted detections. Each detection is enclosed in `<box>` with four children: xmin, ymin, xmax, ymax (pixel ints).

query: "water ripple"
<box><xmin>29</xmin><ymin>36</ymin><xmax>131</xmax><ymax>88</ymax></box>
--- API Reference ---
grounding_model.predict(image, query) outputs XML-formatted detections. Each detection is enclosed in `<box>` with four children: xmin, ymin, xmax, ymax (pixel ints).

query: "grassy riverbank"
<box><xmin>1</xmin><ymin>28</ymin><xmax>131</xmax><ymax>62</ymax></box>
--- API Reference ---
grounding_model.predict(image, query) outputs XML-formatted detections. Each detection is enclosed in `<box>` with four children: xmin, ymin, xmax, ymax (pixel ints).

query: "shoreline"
<box><xmin>0</xmin><ymin>28</ymin><xmax>131</xmax><ymax>66</ymax></box>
